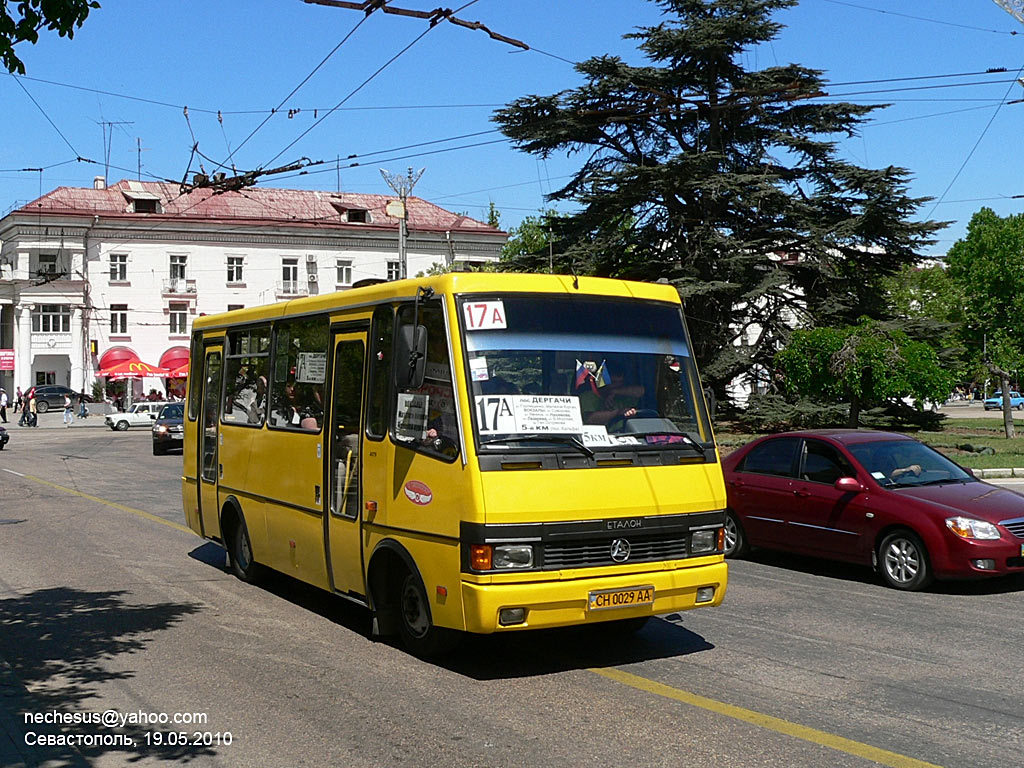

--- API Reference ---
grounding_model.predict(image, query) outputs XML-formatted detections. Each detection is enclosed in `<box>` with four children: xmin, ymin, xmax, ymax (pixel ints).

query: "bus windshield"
<box><xmin>460</xmin><ymin>295</ymin><xmax>713</xmax><ymax>454</ymax></box>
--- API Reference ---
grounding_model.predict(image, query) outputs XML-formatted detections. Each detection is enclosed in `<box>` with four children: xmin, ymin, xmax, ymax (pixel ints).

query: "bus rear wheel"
<box><xmin>396</xmin><ymin>571</ymin><xmax>458</xmax><ymax>658</ymax></box>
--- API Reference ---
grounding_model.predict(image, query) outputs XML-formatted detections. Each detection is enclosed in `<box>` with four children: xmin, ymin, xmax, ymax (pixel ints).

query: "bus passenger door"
<box><xmin>325</xmin><ymin>332</ymin><xmax>367</xmax><ymax>597</ymax></box>
<box><xmin>197</xmin><ymin>347</ymin><xmax>223</xmax><ymax>539</ymax></box>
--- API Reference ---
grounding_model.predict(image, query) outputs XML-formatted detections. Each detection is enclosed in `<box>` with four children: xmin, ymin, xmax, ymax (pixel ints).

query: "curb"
<box><xmin>973</xmin><ymin>468</ymin><xmax>1024</xmax><ymax>478</ymax></box>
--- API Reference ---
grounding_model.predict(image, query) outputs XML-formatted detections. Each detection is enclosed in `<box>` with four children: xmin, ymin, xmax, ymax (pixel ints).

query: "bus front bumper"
<box><xmin>460</xmin><ymin>561</ymin><xmax>727</xmax><ymax>634</ymax></box>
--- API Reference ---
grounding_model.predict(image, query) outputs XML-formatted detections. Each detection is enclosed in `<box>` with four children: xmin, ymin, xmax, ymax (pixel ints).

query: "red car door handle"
<box><xmin>793</xmin><ymin>489</ymin><xmax>810</xmax><ymax>497</ymax></box>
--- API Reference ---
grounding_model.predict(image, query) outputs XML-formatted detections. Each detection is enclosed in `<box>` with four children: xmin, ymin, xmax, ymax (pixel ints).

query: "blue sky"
<box><xmin>2</xmin><ymin>0</ymin><xmax>1024</xmax><ymax>257</ymax></box>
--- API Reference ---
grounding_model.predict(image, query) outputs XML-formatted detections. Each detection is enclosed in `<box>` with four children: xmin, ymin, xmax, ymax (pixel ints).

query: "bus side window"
<box><xmin>391</xmin><ymin>301</ymin><xmax>459</xmax><ymax>462</ymax></box>
<box><xmin>269</xmin><ymin>316</ymin><xmax>329</xmax><ymax>432</ymax></box>
<box><xmin>366</xmin><ymin>304</ymin><xmax>393</xmax><ymax>440</ymax></box>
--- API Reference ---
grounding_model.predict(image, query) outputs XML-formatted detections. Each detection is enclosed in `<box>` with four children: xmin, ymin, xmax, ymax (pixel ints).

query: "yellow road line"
<box><xmin>20</xmin><ymin>473</ymin><xmax>193</xmax><ymax>535</ymax></box>
<box><xmin>592</xmin><ymin>667</ymin><xmax>942</xmax><ymax>768</ymax></box>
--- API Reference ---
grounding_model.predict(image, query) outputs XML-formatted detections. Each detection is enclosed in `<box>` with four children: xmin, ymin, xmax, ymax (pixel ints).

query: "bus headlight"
<box><xmin>690</xmin><ymin>529</ymin><xmax>718</xmax><ymax>554</ymax></box>
<box><xmin>492</xmin><ymin>544</ymin><xmax>534</xmax><ymax>569</ymax></box>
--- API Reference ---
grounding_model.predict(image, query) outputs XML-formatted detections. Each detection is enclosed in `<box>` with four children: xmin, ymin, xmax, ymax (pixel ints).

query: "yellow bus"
<box><xmin>182</xmin><ymin>273</ymin><xmax>727</xmax><ymax>655</ymax></box>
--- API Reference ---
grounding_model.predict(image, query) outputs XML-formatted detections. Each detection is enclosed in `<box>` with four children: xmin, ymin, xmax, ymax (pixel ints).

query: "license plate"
<box><xmin>171</xmin><ymin>433</ymin><xmax>183</xmax><ymax>440</ymax></box>
<box><xmin>588</xmin><ymin>585</ymin><xmax>655</xmax><ymax>611</ymax></box>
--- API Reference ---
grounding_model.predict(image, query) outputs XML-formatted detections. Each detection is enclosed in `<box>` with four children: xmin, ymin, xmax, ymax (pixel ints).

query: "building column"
<box><xmin>16</xmin><ymin>304</ymin><xmax>31</xmax><ymax>392</ymax></box>
<box><xmin>70</xmin><ymin>305</ymin><xmax>85</xmax><ymax>393</ymax></box>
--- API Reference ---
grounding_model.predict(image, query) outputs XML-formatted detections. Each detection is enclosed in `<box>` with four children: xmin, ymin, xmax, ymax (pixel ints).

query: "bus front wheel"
<box><xmin>396</xmin><ymin>571</ymin><xmax>458</xmax><ymax>658</ymax></box>
<box><xmin>227</xmin><ymin>513</ymin><xmax>258</xmax><ymax>583</ymax></box>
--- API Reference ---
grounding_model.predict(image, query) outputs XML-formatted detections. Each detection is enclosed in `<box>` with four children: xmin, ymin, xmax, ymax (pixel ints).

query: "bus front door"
<box><xmin>197</xmin><ymin>346</ymin><xmax>223</xmax><ymax>539</ymax></box>
<box><xmin>325</xmin><ymin>333</ymin><xmax>367</xmax><ymax>597</ymax></box>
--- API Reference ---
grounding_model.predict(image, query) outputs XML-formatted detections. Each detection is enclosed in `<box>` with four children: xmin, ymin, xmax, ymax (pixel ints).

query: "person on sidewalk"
<box><xmin>28</xmin><ymin>392</ymin><xmax>38</xmax><ymax>427</ymax></box>
<box><xmin>77</xmin><ymin>393</ymin><xmax>89</xmax><ymax>419</ymax></box>
<box><xmin>14</xmin><ymin>386</ymin><xmax>22</xmax><ymax>413</ymax></box>
<box><xmin>0</xmin><ymin>388</ymin><xmax>7</xmax><ymax>423</ymax></box>
<box><xmin>63</xmin><ymin>393</ymin><xmax>74</xmax><ymax>427</ymax></box>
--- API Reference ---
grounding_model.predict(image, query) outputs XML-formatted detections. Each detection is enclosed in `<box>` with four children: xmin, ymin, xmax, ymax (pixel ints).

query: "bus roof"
<box><xmin>191</xmin><ymin>273</ymin><xmax>681</xmax><ymax>331</ymax></box>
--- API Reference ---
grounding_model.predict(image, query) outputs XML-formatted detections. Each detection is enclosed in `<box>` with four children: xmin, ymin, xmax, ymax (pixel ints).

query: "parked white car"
<box><xmin>105</xmin><ymin>402</ymin><xmax>170</xmax><ymax>431</ymax></box>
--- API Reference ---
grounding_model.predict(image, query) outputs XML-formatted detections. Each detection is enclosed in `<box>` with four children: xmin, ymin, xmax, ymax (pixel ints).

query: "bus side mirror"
<box><xmin>394</xmin><ymin>324</ymin><xmax>427</xmax><ymax>390</ymax></box>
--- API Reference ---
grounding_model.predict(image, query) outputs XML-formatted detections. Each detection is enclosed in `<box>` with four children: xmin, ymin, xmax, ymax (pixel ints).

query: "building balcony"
<box><xmin>162</xmin><ymin>277</ymin><xmax>197</xmax><ymax>295</ymax></box>
<box><xmin>276</xmin><ymin>280</ymin><xmax>309</xmax><ymax>297</ymax></box>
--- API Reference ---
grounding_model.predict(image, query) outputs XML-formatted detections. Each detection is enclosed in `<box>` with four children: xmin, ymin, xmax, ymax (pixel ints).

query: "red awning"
<box><xmin>165</xmin><ymin>362</ymin><xmax>189</xmax><ymax>378</ymax></box>
<box><xmin>159</xmin><ymin>346</ymin><xmax>190</xmax><ymax>370</ymax></box>
<box><xmin>98</xmin><ymin>346</ymin><xmax>139</xmax><ymax>370</ymax></box>
<box><xmin>97</xmin><ymin>359</ymin><xmax>169</xmax><ymax>379</ymax></box>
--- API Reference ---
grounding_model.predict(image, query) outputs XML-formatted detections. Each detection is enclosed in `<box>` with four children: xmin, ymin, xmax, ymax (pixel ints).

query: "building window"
<box><xmin>110</xmin><ymin>253</ymin><xmax>128</xmax><ymax>282</ymax></box>
<box><xmin>346</xmin><ymin>209</ymin><xmax>368</xmax><ymax>223</ymax></box>
<box><xmin>110</xmin><ymin>304</ymin><xmax>128</xmax><ymax>335</ymax></box>
<box><xmin>170</xmin><ymin>254</ymin><xmax>188</xmax><ymax>280</ymax></box>
<box><xmin>336</xmin><ymin>260</ymin><xmax>352</xmax><ymax>286</ymax></box>
<box><xmin>227</xmin><ymin>256</ymin><xmax>244</xmax><ymax>283</ymax></box>
<box><xmin>132</xmin><ymin>198</ymin><xmax>160</xmax><ymax>213</ymax></box>
<box><xmin>169</xmin><ymin>302</ymin><xmax>188</xmax><ymax>334</ymax></box>
<box><xmin>31</xmin><ymin>304</ymin><xmax>71</xmax><ymax>333</ymax></box>
<box><xmin>227</xmin><ymin>304</ymin><xmax>244</xmax><ymax>312</ymax></box>
<box><xmin>38</xmin><ymin>254</ymin><xmax>58</xmax><ymax>276</ymax></box>
<box><xmin>282</xmin><ymin>258</ymin><xmax>299</xmax><ymax>293</ymax></box>
<box><xmin>386</xmin><ymin>261</ymin><xmax>400</xmax><ymax>281</ymax></box>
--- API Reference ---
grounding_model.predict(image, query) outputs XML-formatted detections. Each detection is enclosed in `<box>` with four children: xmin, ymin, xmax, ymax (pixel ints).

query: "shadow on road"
<box><xmin>742</xmin><ymin>549</ymin><xmax>1024</xmax><ymax>595</ymax></box>
<box><xmin>436</xmin><ymin>616</ymin><xmax>715</xmax><ymax>680</ymax></box>
<box><xmin>0</xmin><ymin>587</ymin><xmax>209</xmax><ymax>764</ymax></box>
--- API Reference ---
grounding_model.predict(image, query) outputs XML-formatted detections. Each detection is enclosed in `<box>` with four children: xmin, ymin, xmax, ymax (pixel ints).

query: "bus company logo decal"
<box><xmin>607</xmin><ymin>518</ymin><xmax>642</xmax><ymax>530</ymax></box>
<box><xmin>404</xmin><ymin>481</ymin><xmax>433</xmax><ymax>506</ymax></box>
<box><xmin>610</xmin><ymin>538</ymin><xmax>631</xmax><ymax>563</ymax></box>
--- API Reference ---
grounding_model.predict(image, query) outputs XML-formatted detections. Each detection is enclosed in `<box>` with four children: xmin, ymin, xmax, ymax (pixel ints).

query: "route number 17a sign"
<box><xmin>463</xmin><ymin>301</ymin><xmax>507</xmax><ymax>331</ymax></box>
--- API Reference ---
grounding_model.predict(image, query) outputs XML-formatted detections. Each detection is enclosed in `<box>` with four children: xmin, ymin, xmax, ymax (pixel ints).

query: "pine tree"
<box><xmin>494</xmin><ymin>0</ymin><xmax>942</xmax><ymax>395</ymax></box>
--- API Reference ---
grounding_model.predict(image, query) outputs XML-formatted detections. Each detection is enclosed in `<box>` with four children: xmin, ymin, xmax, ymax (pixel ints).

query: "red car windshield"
<box><xmin>845</xmin><ymin>440</ymin><xmax>974</xmax><ymax>487</ymax></box>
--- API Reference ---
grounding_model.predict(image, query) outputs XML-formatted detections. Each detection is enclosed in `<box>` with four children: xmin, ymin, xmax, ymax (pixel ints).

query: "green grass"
<box><xmin>714</xmin><ymin>417</ymin><xmax>1024</xmax><ymax>469</ymax></box>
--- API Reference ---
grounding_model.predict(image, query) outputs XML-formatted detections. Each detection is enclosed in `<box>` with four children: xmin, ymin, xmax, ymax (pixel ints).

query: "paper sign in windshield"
<box><xmin>463</xmin><ymin>300</ymin><xmax>507</xmax><ymax>331</ymax></box>
<box><xmin>396</xmin><ymin>393</ymin><xmax>429</xmax><ymax>441</ymax></box>
<box><xmin>475</xmin><ymin>395</ymin><xmax>582</xmax><ymax>434</ymax></box>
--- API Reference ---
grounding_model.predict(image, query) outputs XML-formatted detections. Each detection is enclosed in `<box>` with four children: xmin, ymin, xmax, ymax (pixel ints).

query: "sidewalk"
<box><xmin>3</xmin><ymin>410</ymin><xmax>109</xmax><ymax>431</ymax></box>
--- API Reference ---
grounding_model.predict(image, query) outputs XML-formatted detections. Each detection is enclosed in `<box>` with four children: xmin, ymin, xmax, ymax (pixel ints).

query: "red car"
<box><xmin>721</xmin><ymin>430</ymin><xmax>1024</xmax><ymax>590</ymax></box>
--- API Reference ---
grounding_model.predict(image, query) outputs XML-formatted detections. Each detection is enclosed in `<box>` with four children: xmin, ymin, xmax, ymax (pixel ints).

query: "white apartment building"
<box><xmin>0</xmin><ymin>178</ymin><xmax>505</xmax><ymax>398</ymax></box>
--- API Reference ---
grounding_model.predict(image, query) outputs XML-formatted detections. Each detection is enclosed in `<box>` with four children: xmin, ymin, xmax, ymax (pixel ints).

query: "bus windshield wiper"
<box><xmin>479</xmin><ymin>434</ymin><xmax>594</xmax><ymax>458</ymax></box>
<box><xmin>623</xmin><ymin>431</ymin><xmax>708</xmax><ymax>458</ymax></box>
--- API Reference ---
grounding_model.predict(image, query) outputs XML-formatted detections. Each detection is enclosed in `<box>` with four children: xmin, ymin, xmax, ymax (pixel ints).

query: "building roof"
<box><xmin>11</xmin><ymin>179</ymin><xmax>503</xmax><ymax>236</ymax></box>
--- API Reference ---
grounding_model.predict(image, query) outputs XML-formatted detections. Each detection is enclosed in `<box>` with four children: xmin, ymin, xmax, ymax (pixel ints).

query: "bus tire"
<box><xmin>396</xmin><ymin>569</ymin><xmax>458</xmax><ymax>659</ymax></box>
<box><xmin>226</xmin><ymin>509</ymin><xmax>258</xmax><ymax>583</ymax></box>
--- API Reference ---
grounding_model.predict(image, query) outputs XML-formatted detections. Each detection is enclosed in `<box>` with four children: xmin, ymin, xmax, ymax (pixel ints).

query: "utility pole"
<box><xmin>380</xmin><ymin>167</ymin><xmax>424</xmax><ymax>280</ymax></box>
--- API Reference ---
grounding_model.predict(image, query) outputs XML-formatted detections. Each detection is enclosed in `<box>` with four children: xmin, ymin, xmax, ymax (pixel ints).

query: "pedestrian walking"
<box><xmin>14</xmin><ymin>386</ymin><xmax>22</xmax><ymax>413</ymax></box>
<box><xmin>77</xmin><ymin>393</ymin><xmax>89</xmax><ymax>419</ymax></box>
<box><xmin>28</xmin><ymin>391</ymin><xmax>38</xmax><ymax>427</ymax></box>
<box><xmin>0</xmin><ymin>388</ymin><xmax>7</xmax><ymax>423</ymax></box>
<box><xmin>63</xmin><ymin>393</ymin><xmax>74</xmax><ymax>427</ymax></box>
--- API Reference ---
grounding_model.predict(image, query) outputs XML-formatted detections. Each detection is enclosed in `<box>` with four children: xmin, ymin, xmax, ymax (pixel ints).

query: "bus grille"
<box><xmin>542</xmin><ymin>535</ymin><xmax>690</xmax><ymax>569</ymax></box>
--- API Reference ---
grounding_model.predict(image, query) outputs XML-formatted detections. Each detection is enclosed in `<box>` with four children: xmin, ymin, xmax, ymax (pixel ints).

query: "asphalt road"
<box><xmin>1</xmin><ymin>428</ymin><xmax>1023</xmax><ymax>767</ymax></box>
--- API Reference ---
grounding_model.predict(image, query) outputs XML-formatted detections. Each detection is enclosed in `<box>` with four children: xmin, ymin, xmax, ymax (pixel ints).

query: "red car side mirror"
<box><xmin>834</xmin><ymin>477</ymin><xmax>863</xmax><ymax>493</ymax></box>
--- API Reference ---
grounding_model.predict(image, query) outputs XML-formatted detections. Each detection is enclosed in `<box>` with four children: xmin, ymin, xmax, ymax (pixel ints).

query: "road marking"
<box><xmin>14</xmin><ymin>473</ymin><xmax>192</xmax><ymax>535</ymax></box>
<box><xmin>592</xmin><ymin>667</ymin><xmax>942</xmax><ymax>768</ymax></box>
<box><xmin>1</xmin><ymin>468</ymin><xmax>25</xmax><ymax>477</ymax></box>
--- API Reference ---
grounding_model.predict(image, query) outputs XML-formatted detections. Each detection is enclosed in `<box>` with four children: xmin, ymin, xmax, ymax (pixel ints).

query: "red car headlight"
<box><xmin>945</xmin><ymin>516</ymin><xmax>1000</xmax><ymax>541</ymax></box>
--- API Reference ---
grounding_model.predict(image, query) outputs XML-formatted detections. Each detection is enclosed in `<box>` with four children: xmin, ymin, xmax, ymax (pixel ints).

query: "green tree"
<box><xmin>500</xmin><ymin>209</ymin><xmax>561</xmax><ymax>267</ymax></box>
<box><xmin>1</xmin><ymin>0</ymin><xmax>99</xmax><ymax>74</ymax></box>
<box><xmin>946</xmin><ymin>208</ymin><xmax>1024</xmax><ymax>437</ymax></box>
<box><xmin>494</xmin><ymin>0</ymin><xmax>941</xmax><ymax>398</ymax></box>
<box><xmin>775</xmin><ymin>319</ymin><xmax>955</xmax><ymax>428</ymax></box>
